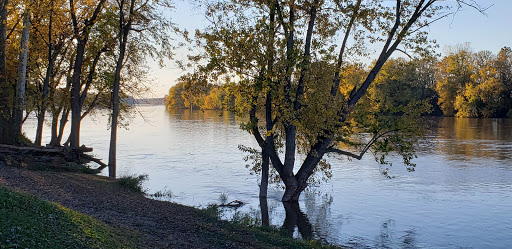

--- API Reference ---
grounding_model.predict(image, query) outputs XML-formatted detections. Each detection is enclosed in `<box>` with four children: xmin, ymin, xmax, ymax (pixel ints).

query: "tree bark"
<box><xmin>49</xmin><ymin>106</ymin><xmax>69</xmax><ymax>146</ymax></box>
<box><xmin>49</xmin><ymin>108</ymin><xmax>59</xmax><ymax>145</ymax></box>
<box><xmin>259</xmin><ymin>197</ymin><xmax>269</xmax><ymax>226</ymax></box>
<box><xmin>0</xmin><ymin>0</ymin><xmax>10</xmax><ymax>144</ymax></box>
<box><xmin>0</xmin><ymin>0</ymin><xmax>6</xmax><ymax>87</ymax></box>
<box><xmin>13</xmin><ymin>0</ymin><xmax>32</xmax><ymax>144</ymax></box>
<box><xmin>69</xmin><ymin>39</ymin><xmax>86</xmax><ymax>148</ymax></box>
<box><xmin>259</xmin><ymin>147</ymin><xmax>269</xmax><ymax>198</ymax></box>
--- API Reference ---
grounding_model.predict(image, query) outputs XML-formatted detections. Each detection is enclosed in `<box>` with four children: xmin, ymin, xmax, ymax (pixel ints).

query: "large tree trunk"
<box><xmin>69</xmin><ymin>39</ymin><xmax>86</xmax><ymax>148</ymax></box>
<box><xmin>282</xmin><ymin>176</ymin><xmax>305</xmax><ymax>202</ymax></box>
<box><xmin>68</xmin><ymin>0</ymin><xmax>106</xmax><ymax>148</ymax></box>
<box><xmin>0</xmin><ymin>0</ymin><xmax>10</xmax><ymax>144</ymax></box>
<box><xmin>13</xmin><ymin>1</ymin><xmax>32</xmax><ymax>144</ymax></box>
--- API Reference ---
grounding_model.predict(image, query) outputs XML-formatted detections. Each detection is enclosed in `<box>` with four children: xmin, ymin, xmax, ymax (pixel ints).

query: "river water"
<box><xmin>23</xmin><ymin>105</ymin><xmax>512</xmax><ymax>249</ymax></box>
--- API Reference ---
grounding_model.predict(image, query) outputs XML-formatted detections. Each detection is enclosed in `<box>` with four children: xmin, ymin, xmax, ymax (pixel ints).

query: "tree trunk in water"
<box><xmin>13</xmin><ymin>2</ymin><xmax>32</xmax><ymax>143</ymax></box>
<box><xmin>282</xmin><ymin>176</ymin><xmax>306</xmax><ymax>202</ymax></box>
<box><xmin>259</xmin><ymin>147</ymin><xmax>269</xmax><ymax>198</ymax></box>
<box><xmin>259</xmin><ymin>197</ymin><xmax>269</xmax><ymax>226</ymax></box>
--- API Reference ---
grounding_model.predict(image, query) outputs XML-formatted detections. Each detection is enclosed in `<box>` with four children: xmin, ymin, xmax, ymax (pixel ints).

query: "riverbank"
<box><xmin>0</xmin><ymin>163</ymin><xmax>337</xmax><ymax>248</ymax></box>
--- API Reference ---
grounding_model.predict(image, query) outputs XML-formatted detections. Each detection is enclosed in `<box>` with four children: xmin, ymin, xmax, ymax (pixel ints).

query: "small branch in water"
<box><xmin>219</xmin><ymin>200</ymin><xmax>244</xmax><ymax>208</ymax></box>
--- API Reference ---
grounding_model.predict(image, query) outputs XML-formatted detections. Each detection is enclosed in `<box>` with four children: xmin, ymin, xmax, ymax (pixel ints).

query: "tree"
<box><xmin>12</xmin><ymin>0</ymin><xmax>33</xmax><ymax>144</ymax></box>
<box><xmin>109</xmin><ymin>0</ymin><xmax>133</xmax><ymax>177</ymax></box>
<box><xmin>435</xmin><ymin>45</ymin><xmax>474</xmax><ymax>116</ymax></box>
<box><xmin>165</xmin><ymin>82</ymin><xmax>186</xmax><ymax>109</ymax></box>
<box><xmin>68</xmin><ymin>0</ymin><xmax>107</xmax><ymax>148</ymax></box>
<box><xmin>495</xmin><ymin>46</ymin><xmax>512</xmax><ymax>117</ymax></box>
<box><xmin>0</xmin><ymin>0</ymin><xmax>11</xmax><ymax>144</ymax></box>
<box><xmin>31</xmin><ymin>0</ymin><xmax>73</xmax><ymax>146</ymax></box>
<box><xmin>108</xmin><ymin>0</ymin><xmax>175</xmax><ymax>177</ymax></box>
<box><xmin>194</xmin><ymin>0</ymin><xmax>485</xmax><ymax>202</ymax></box>
<box><xmin>454</xmin><ymin>52</ymin><xmax>506</xmax><ymax>117</ymax></box>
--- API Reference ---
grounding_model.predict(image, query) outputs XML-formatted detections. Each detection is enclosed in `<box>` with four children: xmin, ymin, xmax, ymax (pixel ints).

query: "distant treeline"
<box><xmin>166</xmin><ymin>46</ymin><xmax>512</xmax><ymax>118</ymax></box>
<box><xmin>124</xmin><ymin>97</ymin><xmax>165</xmax><ymax>105</ymax></box>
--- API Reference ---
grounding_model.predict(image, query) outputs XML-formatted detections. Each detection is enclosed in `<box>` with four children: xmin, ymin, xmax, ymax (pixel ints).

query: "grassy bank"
<box><xmin>0</xmin><ymin>186</ymin><xmax>141</xmax><ymax>248</ymax></box>
<box><xmin>0</xmin><ymin>163</ymin><xmax>341</xmax><ymax>248</ymax></box>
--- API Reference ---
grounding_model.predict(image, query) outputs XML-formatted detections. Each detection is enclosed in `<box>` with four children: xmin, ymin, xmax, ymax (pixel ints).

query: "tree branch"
<box><xmin>6</xmin><ymin>16</ymin><xmax>21</xmax><ymax>40</ymax></box>
<box><xmin>294</xmin><ymin>0</ymin><xmax>318</xmax><ymax>111</ymax></box>
<box><xmin>330</xmin><ymin>0</ymin><xmax>361</xmax><ymax>97</ymax></box>
<box><xmin>327</xmin><ymin>129</ymin><xmax>400</xmax><ymax>160</ymax></box>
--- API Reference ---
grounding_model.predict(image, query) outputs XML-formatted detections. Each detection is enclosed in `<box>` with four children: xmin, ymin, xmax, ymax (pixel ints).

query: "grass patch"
<box><xmin>0</xmin><ymin>186</ymin><xmax>140</xmax><ymax>248</ymax></box>
<box><xmin>149</xmin><ymin>188</ymin><xmax>173</xmax><ymax>198</ymax></box>
<box><xmin>116</xmin><ymin>174</ymin><xmax>148</xmax><ymax>193</ymax></box>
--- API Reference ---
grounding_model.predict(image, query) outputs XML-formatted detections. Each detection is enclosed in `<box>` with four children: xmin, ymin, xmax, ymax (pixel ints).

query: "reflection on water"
<box><xmin>282</xmin><ymin>202</ymin><xmax>313</xmax><ymax>239</ymax></box>
<box><xmin>425</xmin><ymin>118</ymin><xmax>512</xmax><ymax>162</ymax></box>
<box><xmin>22</xmin><ymin>106</ymin><xmax>512</xmax><ymax>248</ymax></box>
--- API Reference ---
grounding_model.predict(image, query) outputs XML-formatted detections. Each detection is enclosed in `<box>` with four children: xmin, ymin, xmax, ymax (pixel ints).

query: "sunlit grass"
<box><xmin>0</xmin><ymin>186</ymin><xmax>140</xmax><ymax>248</ymax></box>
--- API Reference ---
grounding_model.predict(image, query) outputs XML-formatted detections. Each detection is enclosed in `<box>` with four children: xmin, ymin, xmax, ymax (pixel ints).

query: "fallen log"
<box><xmin>0</xmin><ymin>144</ymin><xmax>107</xmax><ymax>172</ymax></box>
<box><xmin>81</xmin><ymin>153</ymin><xmax>108</xmax><ymax>170</ymax></box>
<box><xmin>0</xmin><ymin>144</ymin><xmax>61</xmax><ymax>153</ymax></box>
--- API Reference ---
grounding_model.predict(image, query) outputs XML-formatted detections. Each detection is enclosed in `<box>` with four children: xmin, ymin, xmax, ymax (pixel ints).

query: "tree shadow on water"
<box><xmin>282</xmin><ymin>201</ymin><xmax>313</xmax><ymax>240</ymax></box>
<box><xmin>259</xmin><ymin>198</ymin><xmax>313</xmax><ymax>240</ymax></box>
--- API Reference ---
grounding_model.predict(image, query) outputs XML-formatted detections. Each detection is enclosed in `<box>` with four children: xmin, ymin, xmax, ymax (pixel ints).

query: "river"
<box><xmin>23</xmin><ymin>105</ymin><xmax>512</xmax><ymax>248</ymax></box>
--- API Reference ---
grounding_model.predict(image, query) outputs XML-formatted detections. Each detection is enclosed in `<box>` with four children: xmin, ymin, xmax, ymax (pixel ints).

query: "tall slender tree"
<box><xmin>12</xmin><ymin>0</ymin><xmax>33</xmax><ymax>144</ymax></box>
<box><xmin>108</xmin><ymin>0</ymin><xmax>136</xmax><ymax>177</ymax></box>
<box><xmin>107</xmin><ymin>0</ymin><xmax>175</xmax><ymax>177</ymax></box>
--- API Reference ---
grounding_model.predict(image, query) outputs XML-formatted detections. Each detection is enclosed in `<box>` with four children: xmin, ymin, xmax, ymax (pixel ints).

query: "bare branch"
<box><xmin>330</xmin><ymin>0</ymin><xmax>362</xmax><ymax>97</ymax></box>
<box><xmin>6</xmin><ymin>16</ymin><xmax>21</xmax><ymax>40</ymax></box>
<box><xmin>327</xmin><ymin>129</ymin><xmax>400</xmax><ymax>160</ymax></box>
<box><xmin>396</xmin><ymin>48</ymin><xmax>412</xmax><ymax>59</ymax></box>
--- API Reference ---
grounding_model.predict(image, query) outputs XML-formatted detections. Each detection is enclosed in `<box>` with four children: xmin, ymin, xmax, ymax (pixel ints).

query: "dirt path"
<box><xmin>0</xmin><ymin>164</ymin><xmax>301</xmax><ymax>249</ymax></box>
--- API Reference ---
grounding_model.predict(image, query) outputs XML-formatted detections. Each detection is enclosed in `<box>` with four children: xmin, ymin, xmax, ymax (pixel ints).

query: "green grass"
<box><xmin>0</xmin><ymin>186</ymin><xmax>140</xmax><ymax>249</ymax></box>
<box><xmin>116</xmin><ymin>174</ymin><xmax>148</xmax><ymax>193</ymax></box>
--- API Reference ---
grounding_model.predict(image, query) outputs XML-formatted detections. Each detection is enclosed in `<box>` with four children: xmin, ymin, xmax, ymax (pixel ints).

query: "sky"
<box><xmin>146</xmin><ymin>0</ymin><xmax>512</xmax><ymax>98</ymax></box>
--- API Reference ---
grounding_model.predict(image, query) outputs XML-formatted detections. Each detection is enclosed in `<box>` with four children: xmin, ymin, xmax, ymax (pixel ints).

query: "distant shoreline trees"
<box><xmin>167</xmin><ymin>46</ymin><xmax>512</xmax><ymax>119</ymax></box>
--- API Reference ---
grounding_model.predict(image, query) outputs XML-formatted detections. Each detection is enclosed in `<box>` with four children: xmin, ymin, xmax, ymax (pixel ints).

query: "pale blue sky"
<box><xmin>147</xmin><ymin>0</ymin><xmax>512</xmax><ymax>98</ymax></box>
